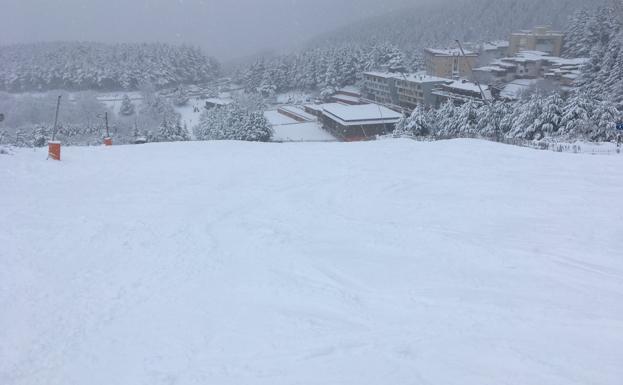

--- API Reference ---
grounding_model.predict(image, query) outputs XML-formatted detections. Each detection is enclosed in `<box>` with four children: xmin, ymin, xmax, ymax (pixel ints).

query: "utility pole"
<box><xmin>455</xmin><ymin>40</ymin><xmax>489</xmax><ymax>105</ymax></box>
<box><xmin>105</xmin><ymin>112</ymin><xmax>110</xmax><ymax>138</ymax></box>
<box><xmin>51</xmin><ymin>95</ymin><xmax>62</xmax><ymax>141</ymax></box>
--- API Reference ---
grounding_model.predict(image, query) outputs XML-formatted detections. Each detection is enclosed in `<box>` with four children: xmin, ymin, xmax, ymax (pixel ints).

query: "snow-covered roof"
<box><xmin>364</xmin><ymin>71</ymin><xmax>449</xmax><ymax>84</ymax></box>
<box><xmin>494</xmin><ymin>52</ymin><xmax>587</xmax><ymax>68</ymax></box>
<box><xmin>500</xmin><ymin>79</ymin><xmax>539</xmax><ymax>99</ymax></box>
<box><xmin>322</xmin><ymin>104</ymin><xmax>403</xmax><ymax>126</ymax></box>
<box><xmin>512</xmin><ymin>29</ymin><xmax>564</xmax><ymax>37</ymax></box>
<box><xmin>444</xmin><ymin>80</ymin><xmax>490</xmax><ymax>93</ymax></box>
<box><xmin>363</xmin><ymin>71</ymin><xmax>398</xmax><ymax>79</ymax></box>
<box><xmin>279</xmin><ymin>105</ymin><xmax>316</xmax><ymax>121</ymax></box>
<box><xmin>397</xmin><ymin>72</ymin><xmax>451</xmax><ymax>84</ymax></box>
<box><xmin>435</xmin><ymin>80</ymin><xmax>492</xmax><ymax>102</ymax></box>
<box><xmin>473</xmin><ymin>65</ymin><xmax>509</xmax><ymax>73</ymax></box>
<box><xmin>338</xmin><ymin>85</ymin><xmax>361</xmax><ymax>95</ymax></box>
<box><xmin>424</xmin><ymin>48</ymin><xmax>478</xmax><ymax>56</ymax></box>
<box><xmin>485</xmin><ymin>40</ymin><xmax>510</xmax><ymax>49</ymax></box>
<box><xmin>304</xmin><ymin>104</ymin><xmax>324</xmax><ymax>113</ymax></box>
<box><xmin>465</xmin><ymin>40</ymin><xmax>510</xmax><ymax>52</ymax></box>
<box><xmin>264</xmin><ymin>110</ymin><xmax>298</xmax><ymax>126</ymax></box>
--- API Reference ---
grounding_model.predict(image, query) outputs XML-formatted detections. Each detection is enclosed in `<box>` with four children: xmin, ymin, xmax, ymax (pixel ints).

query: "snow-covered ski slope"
<box><xmin>1</xmin><ymin>139</ymin><xmax>622</xmax><ymax>385</ymax></box>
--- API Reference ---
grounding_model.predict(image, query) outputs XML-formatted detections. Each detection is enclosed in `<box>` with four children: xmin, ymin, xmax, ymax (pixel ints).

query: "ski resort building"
<box><xmin>319</xmin><ymin>103</ymin><xmax>403</xmax><ymax>141</ymax></box>
<box><xmin>509</xmin><ymin>26</ymin><xmax>565</xmax><ymax>57</ymax></box>
<box><xmin>423</xmin><ymin>48</ymin><xmax>479</xmax><ymax>79</ymax></box>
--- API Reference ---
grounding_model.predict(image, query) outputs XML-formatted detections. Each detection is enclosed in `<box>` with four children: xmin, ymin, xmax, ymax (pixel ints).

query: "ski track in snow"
<box><xmin>1</xmin><ymin>139</ymin><xmax>622</xmax><ymax>385</ymax></box>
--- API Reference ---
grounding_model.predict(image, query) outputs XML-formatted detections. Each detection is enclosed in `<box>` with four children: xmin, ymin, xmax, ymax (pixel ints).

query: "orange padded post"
<box><xmin>48</xmin><ymin>141</ymin><xmax>61</xmax><ymax>161</ymax></box>
<box><xmin>104</xmin><ymin>137</ymin><xmax>112</xmax><ymax>146</ymax></box>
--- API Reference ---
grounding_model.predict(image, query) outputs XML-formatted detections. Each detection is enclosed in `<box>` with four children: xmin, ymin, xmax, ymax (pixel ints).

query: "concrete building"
<box><xmin>394</xmin><ymin>73</ymin><xmax>452</xmax><ymax>109</ymax></box>
<box><xmin>472</xmin><ymin>51</ymin><xmax>588</xmax><ymax>97</ymax></box>
<box><xmin>320</xmin><ymin>103</ymin><xmax>403</xmax><ymax>141</ymax></box>
<box><xmin>509</xmin><ymin>26</ymin><xmax>564</xmax><ymax>57</ymax></box>
<box><xmin>362</xmin><ymin>71</ymin><xmax>450</xmax><ymax>110</ymax></box>
<box><xmin>362</xmin><ymin>71</ymin><xmax>397</xmax><ymax>105</ymax></box>
<box><xmin>423</xmin><ymin>48</ymin><xmax>479</xmax><ymax>79</ymax></box>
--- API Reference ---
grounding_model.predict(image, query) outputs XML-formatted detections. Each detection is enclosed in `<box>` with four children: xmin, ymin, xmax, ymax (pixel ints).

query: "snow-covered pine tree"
<box><xmin>194</xmin><ymin>103</ymin><xmax>271</xmax><ymax>142</ymax></box>
<box><xmin>591</xmin><ymin>99</ymin><xmax>621</xmax><ymax>141</ymax></box>
<box><xmin>476</xmin><ymin>101</ymin><xmax>511</xmax><ymax>140</ymax></box>
<box><xmin>559</xmin><ymin>93</ymin><xmax>594</xmax><ymax>138</ymax></box>
<box><xmin>539</xmin><ymin>93</ymin><xmax>565</xmax><ymax>138</ymax></box>
<box><xmin>31</xmin><ymin>125</ymin><xmax>49</xmax><ymax>147</ymax></box>
<box><xmin>395</xmin><ymin>104</ymin><xmax>433</xmax><ymax>137</ymax></box>
<box><xmin>156</xmin><ymin>106</ymin><xmax>189</xmax><ymax>142</ymax></box>
<box><xmin>243</xmin><ymin>111</ymin><xmax>272</xmax><ymax>142</ymax></box>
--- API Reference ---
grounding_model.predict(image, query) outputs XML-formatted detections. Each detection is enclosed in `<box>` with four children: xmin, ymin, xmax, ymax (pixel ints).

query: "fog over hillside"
<box><xmin>1</xmin><ymin>0</ymin><xmax>417</xmax><ymax>60</ymax></box>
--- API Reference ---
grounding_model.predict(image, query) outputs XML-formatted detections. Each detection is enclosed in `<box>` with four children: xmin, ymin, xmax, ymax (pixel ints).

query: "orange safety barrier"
<box><xmin>104</xmin><ymin>137</ymin><xmax>113</xmax><ymax>146</ymax></box>
<box><xmin>48</xmin><ymin>141</ymin><xmax>61</xmax><ymax>161</ymax></box>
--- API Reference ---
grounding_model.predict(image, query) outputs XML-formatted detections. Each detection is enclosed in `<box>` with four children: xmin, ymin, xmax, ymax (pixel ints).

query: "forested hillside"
<box><xmin>0</xmin><ymin>42</ymin><xmax>220</xmax><ymax>92</ymax></box>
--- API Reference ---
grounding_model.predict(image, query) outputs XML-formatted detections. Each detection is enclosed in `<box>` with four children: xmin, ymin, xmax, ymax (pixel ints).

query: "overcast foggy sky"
<box><xmin>1</xmin><ymin>0</ymin><xmax>416</xmax><ymax>61</ymax></box>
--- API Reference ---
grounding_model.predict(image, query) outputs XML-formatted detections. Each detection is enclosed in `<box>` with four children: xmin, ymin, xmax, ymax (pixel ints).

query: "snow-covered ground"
<box><xmin>264</xmin><ymin>110</ymin><xmax>336</xmax><ymax>142</ymax></box>
<box><xmin>1</xmin><ymin>139</ymin><xmax>622</xmax><ymax>385</ymax></box>
<box><xmin>275</xmin><ymin>91</ymin><xmax>315</xmax><ymax>105</ymax></box>
<box><xmin>271</xmin><ymin>122</ymin><xmax>336</xmax><ymax>142</ymax></box>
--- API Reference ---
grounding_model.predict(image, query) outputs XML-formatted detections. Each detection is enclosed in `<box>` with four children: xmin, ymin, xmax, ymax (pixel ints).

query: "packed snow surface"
<box><xmin>1</xmin><ymin>139</ymin><xmax>622</xmax><ymax>385</ymax></box>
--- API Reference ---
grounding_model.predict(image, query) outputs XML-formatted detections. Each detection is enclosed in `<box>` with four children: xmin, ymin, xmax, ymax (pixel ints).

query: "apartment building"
<box><xmin>423</xmin><ymin>48</ymin><xmax>479</xmax><ymax>79</ymax></box>
<box><xmin>509</xmin><ymin>26</ymin><xmax>564</xmax><ymax>57</ymax></box>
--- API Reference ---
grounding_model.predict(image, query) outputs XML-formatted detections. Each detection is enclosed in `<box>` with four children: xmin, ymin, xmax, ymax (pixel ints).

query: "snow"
<box><xmin>338</xmin><ymin>85</ymin><xmax>361</xmax><ymax>95</ymax></box>
<box><xmin>331</xmin><ymin>93</ymin><xmax>362</xmax><ymax>104</ymax></box>
<box><xmin>500</xmin><ymin>79</ymin><xmax>539</xmax><ymax>99</ymax></box>
<box><xmin>205</xmin><ymin>97</ymin><xmax>233</xmax><ymax>106</ymax></box>
<box><xmin>276</xmin><ymin>91</ymin><xmax>314</xmax><ymax>105</ymax></box>
<box><xmin>175</xmin><ymin>99</ymin><xmax>206</xmax><ymax>136</ymax></box>
<box><xmin>2</xmin><ymin>139</ymin><xmax>623</xmax><ymax>385</ymax></box>
<box><xmin>271</xmin><ymin>122</ymin><xmax>336</xmax><ymax>142</ymax></box>
<box><xmin>442</xmin><ymin>81</ymin><xmax>492</xmax><ymax>100</ymax></box>
<box><xmin>265</xmin><ymin>110</ymin><xmax>334</xmax><ymax>142</ymax></box>
<box><xmin>264</xmin><ymin>110</ymin><xmax>298</xmax><ymax>125</ymax></box>
<box><xmin>278</xmin><ymin>106</ymin><xmax>316</xmax><ymax>121</ymax></box>
<box><xmin>322</xmin><ymin>103</ymin><xmax>403</xmax><ymax>125</ymax></box>
<box><xmin>425</xmin><ymin>48</ymin><xmax>477</xmax><ymax>56</ymax></box>
<box><xmin>97</xmin><ymin>92</ymin><xmax>143</xmax><ymax>115</ymax></box>
<box><xmin>365</xmin><ymin>71</ymin><xmax>448</xmax><ymax>84</ymax></box>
